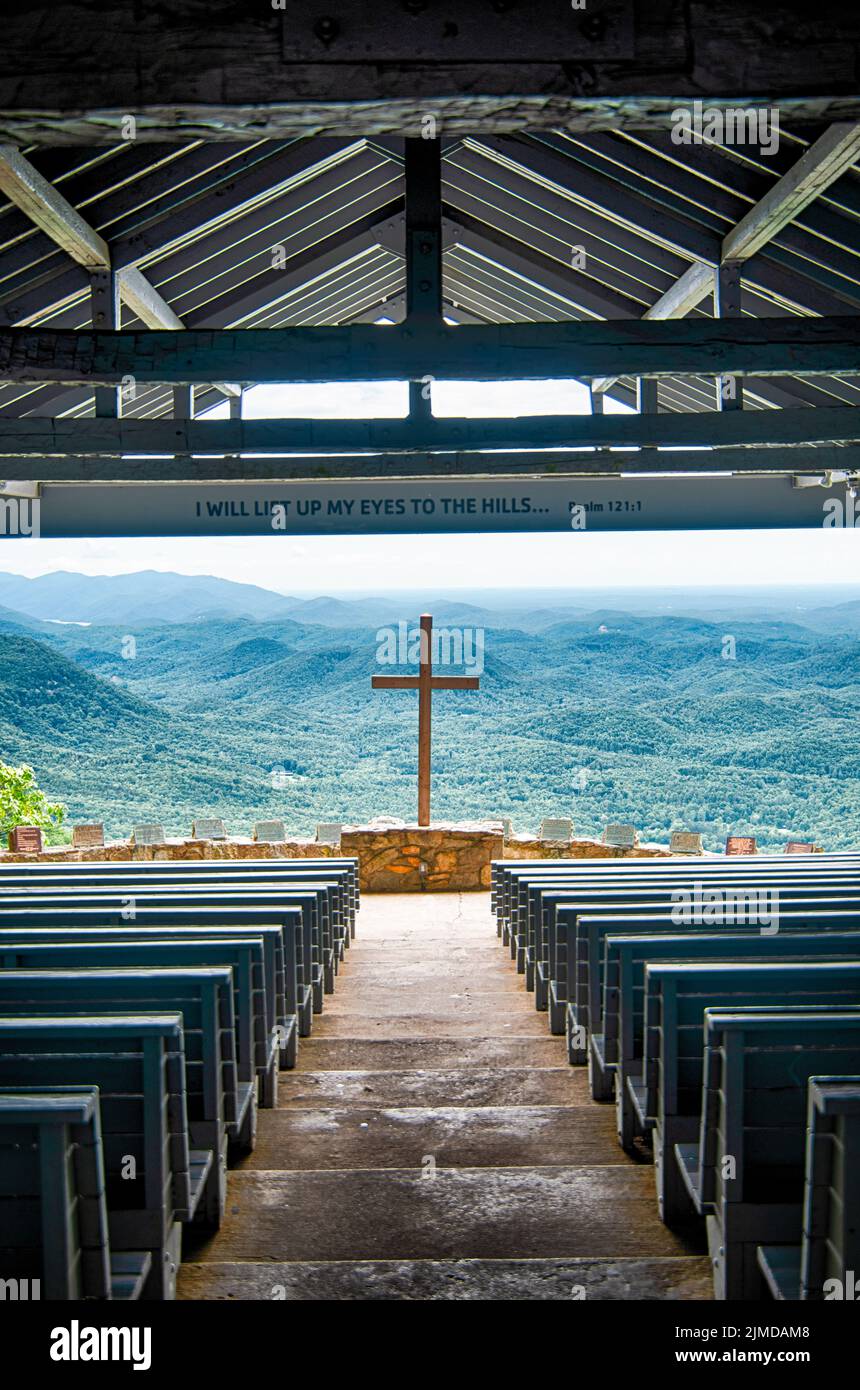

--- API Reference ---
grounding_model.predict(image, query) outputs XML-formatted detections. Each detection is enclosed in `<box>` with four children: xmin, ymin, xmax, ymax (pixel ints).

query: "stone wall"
<box><xmin>0</xmin><ymin>820</ymin><xmax>674</xmax><ymax>891</ymax></box>
<box><xmin>503</xmin><ymin>834</ymin><xmax>671</xmax><ymax>862</ymax></box>
<box><xmin>0</xmin><ymin>837</ymin><xmax>340</xmax><ymax>865</ymax></box>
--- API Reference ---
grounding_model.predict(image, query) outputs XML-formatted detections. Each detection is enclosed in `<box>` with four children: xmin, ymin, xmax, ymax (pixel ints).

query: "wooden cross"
<box><xmin>371</xmin><ymin>613</ymin><xmax>480</xmax><ymax>826</ymax></box>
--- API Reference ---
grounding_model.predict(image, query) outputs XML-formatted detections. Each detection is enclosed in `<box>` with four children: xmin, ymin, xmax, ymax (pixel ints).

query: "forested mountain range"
<box><xmin>0</xmin><ymin>573</ymin><xmax>858</xmax><ymax>850</ymax></box>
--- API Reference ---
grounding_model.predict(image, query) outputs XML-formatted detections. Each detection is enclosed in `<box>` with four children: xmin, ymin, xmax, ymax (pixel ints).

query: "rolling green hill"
<box><xmin>0</xmin><ymin>580</ymin><xmax>858</xmax><ymax>849</ymax></box>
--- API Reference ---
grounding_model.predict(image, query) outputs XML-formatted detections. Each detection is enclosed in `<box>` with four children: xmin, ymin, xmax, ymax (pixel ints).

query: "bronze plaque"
<box><xmin>726</xmin><ymin>835</ymin><xmax>757</xmax><ymax>856</ymax></box>
<box><xmin>132</xmin><ymin>824</ymin><xmax>166</xmax><ymax>846</ymax></box>
<box><xmin>785</xmin><ymin>841</ymin><xmax>816</xmax><ymax>854</ymax></box>
<box><xmin>670</xmin><ymin>831</ymin><xmax>703</xmax><ymax>855</ymax></box>
<box><xmin>255</xmin><ymin>820</ymin><xmax>286</xmax><ymax>843</ymax></box>
<box><xmin>8</xmin><ymin>825</ymin><xmax>43</xmax><ymax>853</ymax></box>
<box><xmin>72</xmin><ymin>823</ymin><xmax>105</xmax><ymax>849</ymax></box>
<box><xmin>193</xmin><ymin>818</ymin><xmax>228</xmax><ymax>841</ymax></box>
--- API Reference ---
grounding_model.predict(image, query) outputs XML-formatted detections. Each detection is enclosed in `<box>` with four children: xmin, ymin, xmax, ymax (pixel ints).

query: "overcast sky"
<box><xmin>2</xmin><ymin>529</ymin><xmax>856</xmax><ymax>594</ymax></box>
<box><xmin>1</xmin><ymin>377</ymin><xmax>856</xmax><ymax>593</ymax></box>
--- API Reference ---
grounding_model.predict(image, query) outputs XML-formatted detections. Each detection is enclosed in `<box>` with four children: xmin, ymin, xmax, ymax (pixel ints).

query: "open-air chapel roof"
<box><xmin>2</xmin><ymin>126</ymin><xmax>860</xmax><ymax>425</ymax></box>
<box><xmin>0</xmin><ymin>0</ymin><xmax>859</xmax><ymax>523</ymax></box>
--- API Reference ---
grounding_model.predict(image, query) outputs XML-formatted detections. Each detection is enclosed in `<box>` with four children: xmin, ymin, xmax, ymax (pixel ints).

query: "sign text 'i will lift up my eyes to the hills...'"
<box><xmin>0</xmin><ymin>476</ymin><xmax>855</xmax><ymax>538</ymax></box>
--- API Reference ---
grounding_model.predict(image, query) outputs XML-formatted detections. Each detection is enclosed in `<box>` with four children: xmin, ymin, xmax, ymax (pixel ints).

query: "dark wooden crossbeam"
<box><xmin>2</xmin><ymin>446</ymin><xmax>857</xmax><ymax>485</ymax></box>
<box><xmin>1</xmin><ymin>2</ymin><xmax>860</xmax><ymax>142</ymax></box>
<box><xmin>2</xmin><ymin>410</ymin><xmax>859</xmax><ymax>458</ymax></box>
<box><xmin>1</xmin><ymin>319</ymin><xmax>859</xmax><ymax>386</ymax></box>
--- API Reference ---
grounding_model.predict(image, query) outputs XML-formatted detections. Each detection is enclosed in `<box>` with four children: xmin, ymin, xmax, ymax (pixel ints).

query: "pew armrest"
<box><xmin>675</xmin><ymin>1142</ymin><xmax>707</xmax><ymax>1214</ymax></box>
<box><xmin>757</xmin><ymin>1245</ymin><xmax>801</xmax><ymax>1302</ymax></box>
<box><xmin>110</xmin><ymin>1251</ymin><xmax>153</xmax><ymax>1301</ymax></box>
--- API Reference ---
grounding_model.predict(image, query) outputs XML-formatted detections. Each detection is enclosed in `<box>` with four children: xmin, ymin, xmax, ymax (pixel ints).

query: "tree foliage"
<box><xmin>0</xmin><ymin>758</ymin><xmax>67</xmax><ymax>844</ymax></box>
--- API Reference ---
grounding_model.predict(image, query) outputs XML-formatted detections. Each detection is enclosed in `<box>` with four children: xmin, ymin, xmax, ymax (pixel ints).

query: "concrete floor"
<box><xmin>178</xmin><ymin>892</ymin><xmax>712</xmax><ymax>1300</ymax></box>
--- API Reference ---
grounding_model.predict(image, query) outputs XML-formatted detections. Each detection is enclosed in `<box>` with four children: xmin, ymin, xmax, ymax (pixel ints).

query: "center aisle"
<box><xmin>179</xmin><ymin>892</ymin><xmax>711</xmax><ymax>1300</ymax></box>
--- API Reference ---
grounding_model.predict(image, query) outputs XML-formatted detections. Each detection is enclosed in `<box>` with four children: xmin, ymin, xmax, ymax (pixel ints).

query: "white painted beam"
<box><xmin>592</xmin><ymin>123</ymin><xmax>860</xmax><ymax>393</ymax></box>
<box><xmin>116</xmin><ymin>266</ymin><xmax>184</xmax><ymax>330</ymax></box>
<box><xmin>0</xmin><ymin>144</ymin><xmax>110</xmax><ymax>269</ymax></box>
<box><xmin>0</xmin><ymin>146</ymin><xmax>239</xmax><ymax>398</ymax></box>
<box><xmin>722</xmin><ymin>122</ymin><xmax>860</xmax><ymax>262</ymax></box>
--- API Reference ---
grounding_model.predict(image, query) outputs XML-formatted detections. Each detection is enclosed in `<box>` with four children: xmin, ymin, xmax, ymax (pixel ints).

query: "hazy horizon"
<box><xmin>2</xmin><ymin>567</ymin><xmax>860</xmax><ymax>605</ymax></box>
<box><xmin>0</xmin><ymin>529</ymin><xmax>857</xmax><ymax>596</ymax></box>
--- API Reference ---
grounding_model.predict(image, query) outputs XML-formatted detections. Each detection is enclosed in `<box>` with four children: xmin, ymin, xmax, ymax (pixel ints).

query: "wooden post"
<box><xmin>417</xmin><ymin>613</ymin><xmax>432</xmax><ymax>825</ymax></box>
<box><xmin>406</xmin><ymin>136</ymin><xmax>442</xmax><ymax>428</ymax></box>
<box><xmin>90</xmin><ymin>270</ymin><xmax>119</xmax><ymax>418</ymax></box>
<box><xmin>716</xmin><ymin>261</ymin><xmax>744</xmax><ymax>411</ymax></box>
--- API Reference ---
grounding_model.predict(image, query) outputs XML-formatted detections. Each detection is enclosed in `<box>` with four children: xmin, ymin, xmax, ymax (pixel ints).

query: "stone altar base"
<box><xmin>341</xmin><ymin>820</ymin><xmax>503</xmax><ymax>893</ymax></box>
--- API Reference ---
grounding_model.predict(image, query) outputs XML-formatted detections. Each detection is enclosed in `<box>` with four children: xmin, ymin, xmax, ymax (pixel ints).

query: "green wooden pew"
<box><xmin>595</xmin><ymin>931</ymin><xmax>860</xmax><ymax>1105</ymax></box>
<box><xmin>641</xmin><ymin>962</ymin><xmax>860</xmax><ymax>1227</ymax></box>
<box><xmin>528</xmin><ymin>868</ymin><xmax>860</xmax><ymax>1013</ymax></box>
<box><xmin>689</xmin><ymin>1009</ymin><xmax>860</xmax><ymax>1299</ymax></box>
<box><xmin>0</xmin><ymin>857</ymin><xmax>359</xmax><ymax>937</ymax></box>
<box><xmin>530</xmin><ymin>869</ymin><xmax>860</xmax><ymax>1021</ymax></box>
<box><xmin>0</xmin><ymin>889</ymin><xmax>329</xmax><ymax>1023</ymax></box>
<box><xmin>0</xmin><ymin>856</ymin><xmax>361</xmax><ymax>922</ymax></box>
<box><xmin>517</xmin><ymin>866</ymin><xmax>860</xmax><ymax>981</ymax></box>
<box><xmin>0</xmin><ymin>904</ymin><xmax>303</xmax><ymax>1064</ymax></box>
<box><xmin>567</xmin><ymin>903</ymin><xmax>860</xmax><ymax>1062</ymax></box>
<box><xmin>758</xmin><ymin>1075</ymin><xmax>860</xmax><ymax>1301</ymax></box>
<box><xmin>1</xmin><ymin>865</ymin><xmax>352</xmax><ymax>977</ymax></box>
<box><xmin>0</xmin><ymin>1086</ymin><xmax>151</xmax><ymax>1300</ymax></box>
<box><xmin>493</xmin><ymin>853</ymin><xmax>860</xmax><ymax>939</ymax></box>
<box><xmin>0</xmin><ymin>964</ymin><xmax>249</xmax><ymax>1153</ymax></box>
<box><xmin>495</xmin><ymin>864</ymin><xmax>860</xmax><ymax>1029</ymax></box>
<box><xmin>0</xmin><ymin>1015</ymin><xmax>195</xmax><ymax>1298</ymax></box>
<box><xmin>498</xmin><ymin>857</ymin><xmax>860</xmax><ymax>960</ymax></box>
<box><xmin>0</xmin><ymin>923</ymin><xmax>286</xmax><ymax>1075</ymax></box>
<box><xmin>0</xmin><ymin>938</ymin><xmax>276</xmax><ymax>1109</ymax></box>
<box><xmin>0</xmin><ymin>885</ymin><xmax>326</xmax><ymax>1020</ymax></box>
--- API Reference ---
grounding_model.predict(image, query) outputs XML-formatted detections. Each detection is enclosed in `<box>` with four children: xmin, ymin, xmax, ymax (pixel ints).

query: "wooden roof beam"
<box><xmin>0</xmin><ymin>147</ymin><xmax>239</xmax><ymax>396</ymax></box>
<box><xmin>2</xmin><ymin>407</ymin><xmax>859</xmax><ymax>458</ymax></box>
<box><xmin>593</xmin><ymin>123</ymin><xmax>860</xmax><ymax>391</ymax></box>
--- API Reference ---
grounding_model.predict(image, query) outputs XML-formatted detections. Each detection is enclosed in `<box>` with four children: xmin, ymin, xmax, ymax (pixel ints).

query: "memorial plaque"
<box><xmin>8</xmin><ymin>825</ymin><xmax>43</xmax><ymax>853</ymax></box>
<box><xmin>316</xmin><ymin>823</ymin><xmax>343</xmax><ymax>846</ymax></box>
<box><xmin>131</xmin><ymin>823</ymin><xmax>167</xmax><ymax>847</ymax></box>
<box><xmin>603</xmin><ymin>824</ymin><xmax>637</xmax><ymax>848</ymax></box>
<box><xmin>539</xmin><ymin>818</ymin><xmax>573</xmax><ymax>843</ymax></box>
<box><xmin>670</xmin><ymin>830</ymin><xmax>703</xmax><ymax>856</ymax></box>
<box><xmin>254</xmin><ymin>820</ymin><xmax>286</xmax><ymax>843</ymax></box>
<box><xmin>72</xmin><ymin>823</ymin><xmax>104</xmax><ymax>849</ymax></box>
<box><xmin>726</xmin><ymin>835</ymin><xmax>757</xmax><ymax>856</ymax></box>
<box><xmin>785</xmin><ymin>841</ymin><xmax>817</xmax><ymax>854</ymax></box>
<box><xmin>192</xmin><ymin>818</ymin><xmax>228</xmax><ymax>841</ymax></box>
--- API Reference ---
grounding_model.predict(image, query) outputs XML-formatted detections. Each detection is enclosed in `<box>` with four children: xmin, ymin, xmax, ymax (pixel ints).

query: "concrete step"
<box><xmin>187</xmin><ymin>1167</ymin><xmax>706</xmax><ymax>1263</ymax></box>
<box><xmin>278</xmin><ymin>1065</ymin><xmax>591</xmax><ymax>1108</ymax></box>
<box><xmin>313</xmin><ymin>1009</ymin><xmax>552</xmax><ymax>1039</ymax></box>
<box><xmin>246</xmin><ymin>1104</ymin><xmax>623</xmax><ymax>1170</ymax></box>
<box><xmin>294</xmin><ymin>1037</ymin><xmax>568</xmax><ymax>1070</ymax></box>
<box><xmin>330</xmin><ymin>964</ymin><xmax>524</xmax><ymax>990</ymax></box>
<box><xmin>178</xmin><ymin>1256</ymin><xmax>712</xmax><ymax>1301</ymax></box>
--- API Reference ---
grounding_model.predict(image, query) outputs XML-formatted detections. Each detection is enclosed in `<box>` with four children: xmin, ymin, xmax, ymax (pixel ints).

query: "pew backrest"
<box><xmin>801</xmin><ymin>1076</ymin><xmax>860</xmax><ymax>1298</ymax></box>
<box><xmin>646</xmin><ymin>961</ymin><xmax>860</xmax><ymax>1125</ymax></box>
<box><xmin>0</xmin><ymin>1085</ymin><xmax>109</xmax><ymax>1299</ymax></box>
